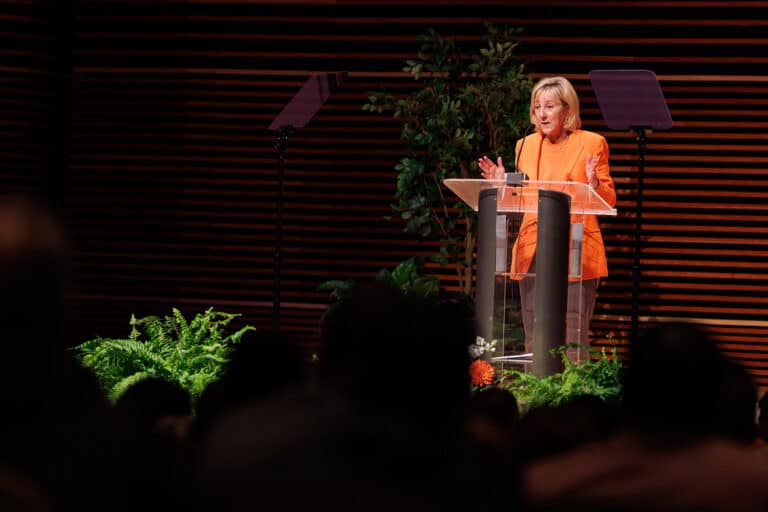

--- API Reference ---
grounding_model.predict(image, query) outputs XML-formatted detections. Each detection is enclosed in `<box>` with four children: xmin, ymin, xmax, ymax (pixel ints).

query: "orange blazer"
<box><xmin>510</xmin><ymin>129</ymin><xmax>616</xmax><ymax>281</ymax></box>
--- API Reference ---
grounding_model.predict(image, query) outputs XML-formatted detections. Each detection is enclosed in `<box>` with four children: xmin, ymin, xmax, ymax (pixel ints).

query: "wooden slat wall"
<box><xmin>3</xmin><ymin>0</ymin><xmax>768</xmax><ymax>383</ymax></box>
<box><xmin>0</xmin><ymin>0</ymin><xmax>67</xmax><ymax>198</ymax></box>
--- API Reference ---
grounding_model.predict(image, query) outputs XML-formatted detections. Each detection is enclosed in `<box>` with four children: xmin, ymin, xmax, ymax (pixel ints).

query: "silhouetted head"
<box><xmin>318</xmin><ymin>281</ymin><xmax>473</xmax><ymax>424</ymax></box>
<box><xmin>518</xmin><ymin>394</ymin><xmax>620</xmax><ymax>461</ymax></box>
<box><xmin>0</xmin><ymin>195</ymin><xmax>72</xmax><ymax>348</ymax></box>
<box><xmin>465</xmin><ymin>386</ymin><xmax>520</xmax><ymax>451</ymax></box>
<box><xmin>622</xmin><ymin>322</ymin><xmax>753</xmax><ymax>441</ymax></box>
<box><xmin>194</xmin><ymin>330</ymin><xmax>306</xmax><ymax>436</ymax></box>
<box><xmin>115</xmin><ymin>377</ymin><xmax>192</xmax><ymax>431</ymax></box>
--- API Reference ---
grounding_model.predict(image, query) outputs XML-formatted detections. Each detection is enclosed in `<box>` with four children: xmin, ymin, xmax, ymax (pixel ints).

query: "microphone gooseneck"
<box><xmin>505</xmin><ymin>124</ymin><xmax>534</xmax><ymax>187</ymax></box>
<box><xmin>514</xmin><ymin>124</ymin><xmax>535</xmax><ymax>175</ymax></box>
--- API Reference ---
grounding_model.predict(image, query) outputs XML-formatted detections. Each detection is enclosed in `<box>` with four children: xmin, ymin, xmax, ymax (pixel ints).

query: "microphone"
<box><xmin>507</xmin><ymin>124</ymin><xmax>534</xmax><ymax>186</ymax></box>
<box><xmin>514</xmin><ymin>124</ymin><xmax>535</xmax><ymax>174</ymax></box>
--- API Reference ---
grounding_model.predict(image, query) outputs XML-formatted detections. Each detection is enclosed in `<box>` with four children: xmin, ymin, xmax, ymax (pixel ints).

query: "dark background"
<box><xmin>3</xmin><ymin>0</ymin><xmax>768</xmax><ymax>385</ymax></box>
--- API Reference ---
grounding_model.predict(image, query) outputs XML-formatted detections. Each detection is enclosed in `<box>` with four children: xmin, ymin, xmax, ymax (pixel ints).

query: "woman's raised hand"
<box><xmin>586</xmin><ymin>153</ymin><xmax>599</xmax><ymax>188</ymax></box>
<box><xmin>478</xmin><ymin>156</ymin><xmax>506</xmax><ymax>180</ymax></box>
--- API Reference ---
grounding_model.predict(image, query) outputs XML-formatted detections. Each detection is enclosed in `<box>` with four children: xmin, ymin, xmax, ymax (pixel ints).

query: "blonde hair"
<box><xmin>529</xmin><ymin>76</ymin><xmax>582</xmax><ymax>132</ymax></box>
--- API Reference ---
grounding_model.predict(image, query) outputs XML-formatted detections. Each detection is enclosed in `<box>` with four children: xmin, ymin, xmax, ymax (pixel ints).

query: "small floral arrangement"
<box><xmin>469</xmin><ymin>359</ymin><xmax>496</xmax><ymax>387</ymax></box>
<box><xmin>468</xmin><ymin>336</ymin><xmax>498</xmax><ymax>390</ymax></box>
<box><xmin>468</xmin><ymin>336</ymin><xmax>497</xmax><ymax>360</ymax></box>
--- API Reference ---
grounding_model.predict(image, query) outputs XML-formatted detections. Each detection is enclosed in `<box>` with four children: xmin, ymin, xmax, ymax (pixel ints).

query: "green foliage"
<box><xmin>499</xmin><ymin>344</ymin><xmax>623</xmax><ymax>412</ymax></box>
<box><xmin>363</xmin><ymin>24</ymin><xmax>533</xmax><ymax>295</ymax></box>
<box><xmin>318</xmin><ymin>256</ymin><xmax>442</xmax><ymax>302</ymax></box>
<box><xmin>71</xmin><ymin>307</ymin><xmax>255</xmax><ymax>406</ymax></box>
<box><xmin>318</xmin><ymin>256</ymin><xmax>473</xmax><ymax>326</ymax></box>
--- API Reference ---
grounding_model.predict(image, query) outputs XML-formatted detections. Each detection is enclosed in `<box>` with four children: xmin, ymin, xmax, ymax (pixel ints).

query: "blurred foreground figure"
<box><xmin>0</xmin><ymin>196</ymin><xmax>140</xmax><ymax>511</ymax></box>
<box><xmin>0</xmin><ymin>196</ymin><xmax>71</xmax><ymax>346</ymax></box>
<box><xmin>523</xmin><ymin>322</ymin><xmax>768</xmax><ymax>512</ymax></box>
<box><xmin>193</xmin><ymin>282</ymin><xmax>521</xmax><ymax>511</ymax></box>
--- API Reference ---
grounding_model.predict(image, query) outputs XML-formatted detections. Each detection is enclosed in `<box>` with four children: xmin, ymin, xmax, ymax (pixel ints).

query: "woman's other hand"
<box><xmin>586</xmin><ymin>153</ymin><xmax>599</xmax><ymax>188</ymax></box>
<box><xmin>478</xmin><ymin>156</ymin><xmax>505</xmax><ymax>180</ymax></box>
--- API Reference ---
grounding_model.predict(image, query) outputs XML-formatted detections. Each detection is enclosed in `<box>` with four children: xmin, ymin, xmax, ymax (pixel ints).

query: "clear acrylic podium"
<box><xmin>443</xmin><ymin>178</ymin><xmax>617</xmax><ymax>373</ymax></box>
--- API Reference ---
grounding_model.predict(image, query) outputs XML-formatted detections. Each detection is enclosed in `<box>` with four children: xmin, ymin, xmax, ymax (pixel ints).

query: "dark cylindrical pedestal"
<box><xmin>533</xmin><ymin>189</ymin><xmax>571</xmax><ymax>377</ymax></box>
<box><xmin>475</xmin><ymin>188</ymin><xmax>498</xmax><ymax>344</ymax></box>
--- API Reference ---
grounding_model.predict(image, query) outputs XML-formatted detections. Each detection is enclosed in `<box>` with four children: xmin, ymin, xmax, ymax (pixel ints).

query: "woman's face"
<box><xmin>533</xmin><ymin>89</ymin><xmax>567</xmax><ymax>142</ymax></box>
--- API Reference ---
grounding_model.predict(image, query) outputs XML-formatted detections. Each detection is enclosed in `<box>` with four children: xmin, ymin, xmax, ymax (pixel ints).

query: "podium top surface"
<box><xmin>443</xmin><ymin>179</ymin><xmax>617</xmax><ymax>216</ymax></box>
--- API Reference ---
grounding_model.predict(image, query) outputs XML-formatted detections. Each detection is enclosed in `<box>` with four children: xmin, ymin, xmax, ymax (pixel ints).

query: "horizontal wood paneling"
<box><xmin>3</xmin><ymin>0</ymin><xmax>768</xmax><ymax>384</ymax></box>
<box><xmin>0</xmin><ymin>0</ymin><xmax>67</xmax><ymax>198</ymax></box>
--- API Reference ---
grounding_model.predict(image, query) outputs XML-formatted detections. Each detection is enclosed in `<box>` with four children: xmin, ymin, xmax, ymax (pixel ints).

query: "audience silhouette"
<box><xmin>522</xmin><ymin>322</ymin><xmax>768</xmax><ymax>512</ymax></box>
<box><xmin>189</xmin><ymin>281</ymin><xmax>520</xmax><ymax>511</ymax></box>
<box><xmin>0</xmin><ymin>196</ymin><xmax>147</xmax><ymax>511</ymax></box>
<box><xmin>193</xmin><ymin>329</ymin><xmax>307</xmax><ymax>439</ymax></box>
<box><xmin>2</xmin><ymin>197</ymin><xmax>766</xmax><ymax>511</ymax></box>
<box><xmin>465</xmin><ymin>386</ymin><xmax>520</xmax><ymax>453</ymax></box>
<box><xmin>516</xmin><ymin>394</ymin><xmax>621</xmax><ymax>464</ymax></box>
<box><xmin>114</xmin><ymin>376</ymin><xmax>194</xmax><ymax>506</ymax></box>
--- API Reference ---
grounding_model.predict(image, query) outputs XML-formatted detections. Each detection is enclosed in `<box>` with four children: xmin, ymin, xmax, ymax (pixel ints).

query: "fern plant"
<box><xmin>71</xmin><ymin>307</ymin><xmax>255</xmax><ymax>406</ymax></box>
<box><xmin>499</xmin><ymin>344</ymin><xmax>623</xmax><ymax>412</ymax></box>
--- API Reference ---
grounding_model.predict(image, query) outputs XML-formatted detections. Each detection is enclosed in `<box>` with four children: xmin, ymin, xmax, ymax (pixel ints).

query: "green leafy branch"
<box><xmin>363</xmin><ymin>24</ymin><xmax>533</xmax><ymax>296</ymax></box>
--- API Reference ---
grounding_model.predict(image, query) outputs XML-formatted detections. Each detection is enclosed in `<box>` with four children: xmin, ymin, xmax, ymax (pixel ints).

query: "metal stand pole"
<box><xmin>272</xmin><ymin>127</ymin><xmax>291</xmax><ymax>333</ymax></box>
<box><xmin>630</xmin><ymin>127</ymin><xmax>647</xmax><ymax>343</ymax></box>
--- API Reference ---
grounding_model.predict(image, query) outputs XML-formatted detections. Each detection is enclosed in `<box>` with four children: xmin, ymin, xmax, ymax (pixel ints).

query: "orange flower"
<box><xmin>469</xmin><ymin>359</ymin><xmax>495</xmax><ymax>387</ymax></box>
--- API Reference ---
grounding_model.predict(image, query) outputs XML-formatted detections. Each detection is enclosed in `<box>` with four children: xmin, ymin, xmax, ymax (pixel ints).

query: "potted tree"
<box><xmin>364</xmin><ymin>23</ymin><xmax>533</xmax><ymax>297</ymax></box>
